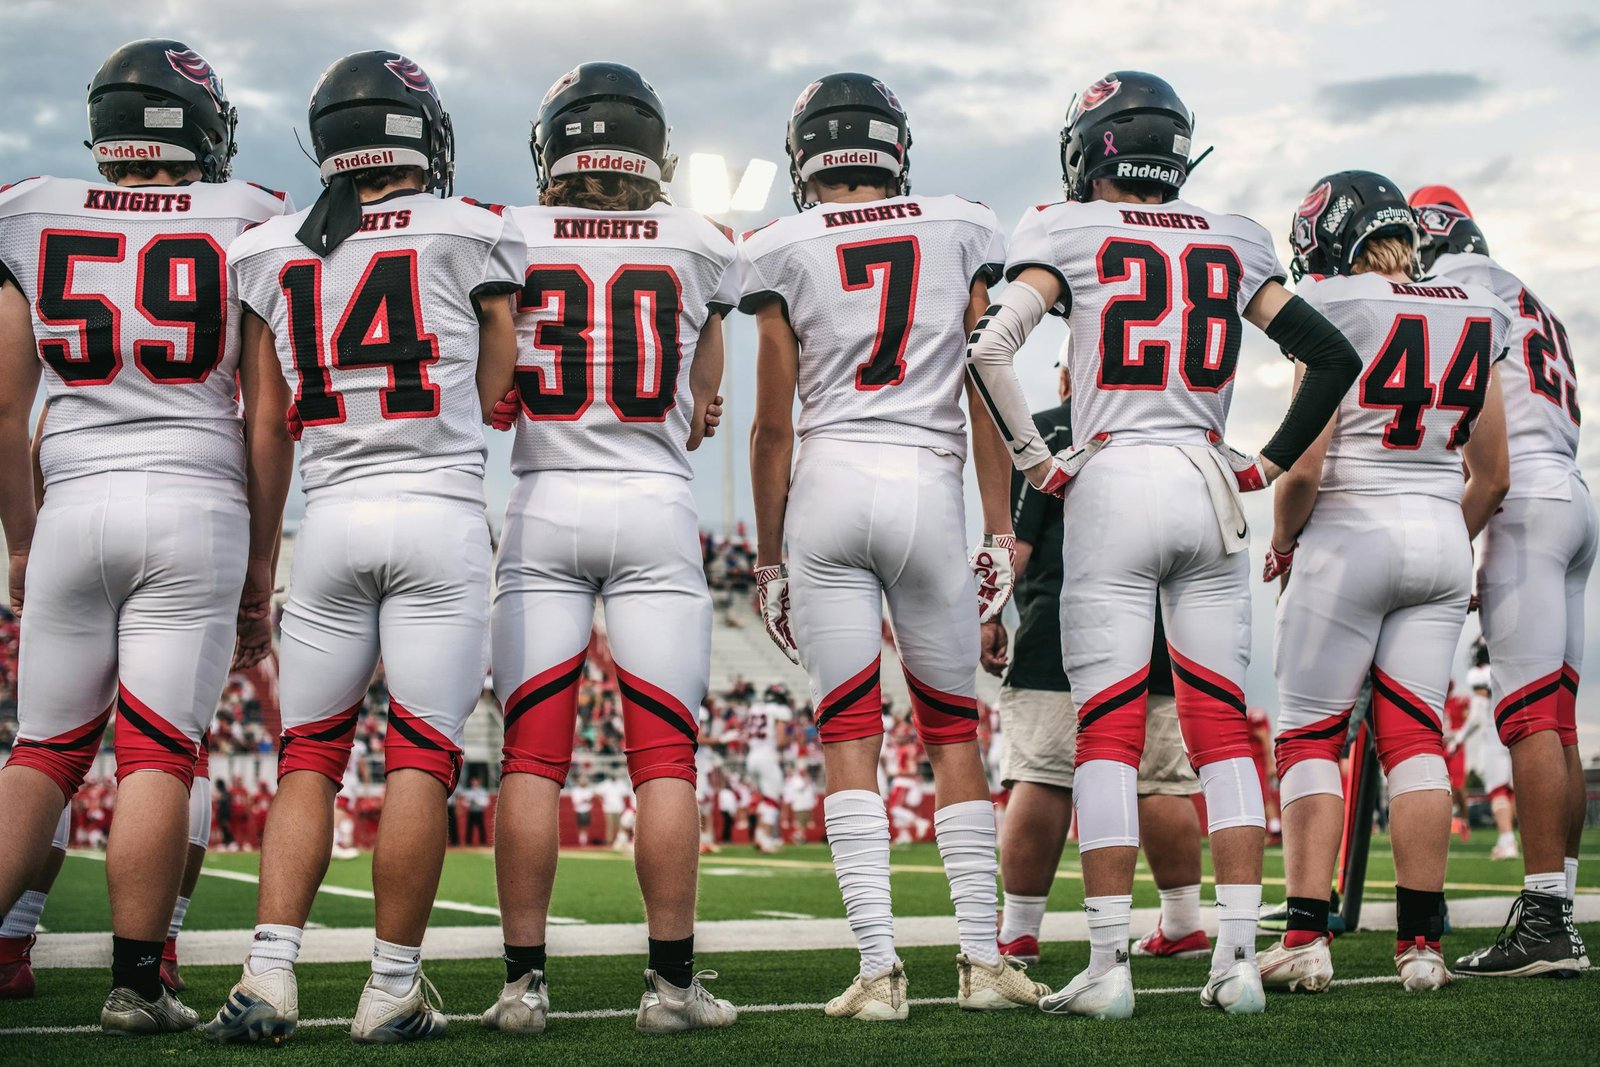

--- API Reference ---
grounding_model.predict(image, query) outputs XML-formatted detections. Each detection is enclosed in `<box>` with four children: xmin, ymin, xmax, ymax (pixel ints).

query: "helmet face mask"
<box><xmin>305</xmin><ymin>51</ymin><xmax>454</xmax><ymax>196</ymax></box>
<box><xmin>531</xmin><ymin>62</ymin><xmax>675</xmax><ymax>195</ymax></box>
<box><xmin>784</xmin><ymin>72</ymin><xmax>911</xmax><ymax>210</ymax></box>
<box><xmin>1059</xmin><ymin>71</ymin><xmax>1194</xmax><ymax>203</ymax></box>
<box><xmin>86</xmin><ymin>38</ymin><xmax>238</xmax><ymax>182</ymax></box>
<box><xmin>1289</xmin><ymin>170</ymin><xmax>1420</xmax><ymax>281</ymax></box>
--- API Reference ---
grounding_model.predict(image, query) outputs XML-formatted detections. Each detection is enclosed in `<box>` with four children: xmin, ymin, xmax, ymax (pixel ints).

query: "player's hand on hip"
<box><xmin>1029</xmin><ymin>432</ymin><xmax>1110</xmax><ymax>498</ymax></box>
<box><xmin>1206</xmin><ymin>430</ymin><xmax>1279</xmax><ymax>492</ymax></box>
<box><xmin>490</xmin><ymin>386</ymin><xmax>521</xmax><ymax>432</ymax></box>
<box><xmin>8</xmin><ymin>549</ymin><xmax>27</xmax><ymax>615</ymax></box>
<box><xmin>755</xmin><ymin>563</ymin><xmax>800</xmax><ymax>664</ymax></box>
<box><xmin>1263</xmin><ymin>540</ymin><xmax>1296</xmax><ymax>583</ymax></box>
<box><xmin>971</xmin><ymin>533</ymin><xmax>1016</xmax><ymax>622</ymax></box>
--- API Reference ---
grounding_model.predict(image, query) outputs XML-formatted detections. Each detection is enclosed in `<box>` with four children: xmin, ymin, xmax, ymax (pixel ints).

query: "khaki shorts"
<box><xmin>997</xmin><ymin>687</ymin><xmax>1198</xmax><ymax>796</ymax></box>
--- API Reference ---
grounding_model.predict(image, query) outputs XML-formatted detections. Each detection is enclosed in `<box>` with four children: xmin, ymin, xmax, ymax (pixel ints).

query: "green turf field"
<box><xmin>36</xmin><ymin>829</ymin><xmax>1600</xmax><ymax>933</ymax></box>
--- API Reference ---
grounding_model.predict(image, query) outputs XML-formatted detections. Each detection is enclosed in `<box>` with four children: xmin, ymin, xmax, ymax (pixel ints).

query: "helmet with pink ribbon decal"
<box><xmin>1058</xmin><ymin>71</ymin><xmax>1200</xmax><ymax>203</ymax></box>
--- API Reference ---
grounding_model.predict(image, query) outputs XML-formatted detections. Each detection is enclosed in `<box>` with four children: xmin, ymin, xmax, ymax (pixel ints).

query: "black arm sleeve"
<box><xmin>1259</xmin><ymin>295</ymin><xmax>1362</xmax><ymax>471</ymax></box>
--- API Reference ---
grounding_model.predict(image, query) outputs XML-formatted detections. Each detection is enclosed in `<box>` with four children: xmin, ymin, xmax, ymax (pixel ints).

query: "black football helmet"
<box><xmin>306</xmin><ymin>51</ymin><xmax>454</xmax><ymax>194</ymax></box>
<box><xmin>532</xmin><ymin>63</ymin><xmax>675</xmax><ymax>193</ymax></box>
<box><xmin>1060</xmin><ymin>71</ymin><xmax>1200</xmax><ymax>202</ymax></box>
<box><xmin>86</xmin><ymin>39</ymin><xmax>237</xmax><ymax>182</ymax></box>
<box><xmin>1413</xmin><ymin>203</ymin><xmax>1489</xmax><ymax>272</ymax></box>
<box><xmin>763</xmin><ymin>684</ymin><xmax>791</xmax><ymax>706</ymax></box>
<box><xmin>785</xmin><ymin>73</ymin><xmax>911</xmax><ymax>209</ymax></box>
<box><xmin>1289</xmin><ymin>170</ymin><xmax>1418</xmax><ymax>281</ymax></box>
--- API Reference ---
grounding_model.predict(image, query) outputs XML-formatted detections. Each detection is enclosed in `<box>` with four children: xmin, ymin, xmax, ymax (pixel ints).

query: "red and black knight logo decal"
<box><xmin>165</xmin><ymin>48</ymin><xmax>225</xmax><ymax>111</ymax></box>
<box><xmin>385</xmin><ymin>55</ymin><xmax>438</xmax><ymax>99</ymax></box>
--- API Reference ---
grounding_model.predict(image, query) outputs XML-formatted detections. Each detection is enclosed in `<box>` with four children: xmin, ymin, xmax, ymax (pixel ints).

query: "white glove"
<box><xmin>1207</xmin><ymin>430</ymin><xmax>1271</xmax><ymax>492</ymax></box>
<box><xmin>755</xmin><ymin>563</ymin><xmax>799</xmax><ymax>664</ymax></box>
<box><xmin>1032</xmin><ymin>432</ymin><xmax>1110</xmax><ymax>498</ymax></box>
<box><xmin>970</xmin><ymin>534</ymin><xmax>1016</xmax><ymax>623</ymax></box>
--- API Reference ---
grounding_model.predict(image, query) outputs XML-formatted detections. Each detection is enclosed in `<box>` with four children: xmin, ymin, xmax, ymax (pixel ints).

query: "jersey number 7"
<box><xmin>838</xmin><ymin>236</ymin><xmax>920</xmax><ymax>391</ymax></box>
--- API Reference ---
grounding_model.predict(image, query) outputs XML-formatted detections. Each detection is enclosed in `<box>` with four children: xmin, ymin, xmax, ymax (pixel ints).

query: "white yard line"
<box><xmin>0</xmin><ymin>975</ymin><xmax>1410</xmax><ymax>1038</ymax></box>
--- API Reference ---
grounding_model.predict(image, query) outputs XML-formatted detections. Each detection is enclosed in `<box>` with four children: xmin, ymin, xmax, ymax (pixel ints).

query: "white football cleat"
<box><xmin>1037</xmin><ymin>955</ymin><xmax>1134</xmax><ymax>1019</ymax></box>
<box><xmin>1258</xmin><ymin>936</ymin><xmax>1334</xmax><ymax>993</ymax></box>
<box><xmin>636</xmin><ymin>969</ymin><xmax>737</xmax><ymax>1033</ymax></box>
<box><xmin>1490</xmin><ymin>840</ymin><xmax>1519</xmax><ymax>861</ymax></box>
<box><xmin>101</xmin><ymin>985</ymin><xmax>199</xmax><ymax>1035</ymax></box>
<box><xmin>1201</xmin><ymin>948</ymin><xmax>1266</xmax><ymax>1014</ymax></box>
<box><xmin>824</xmin><ymin>962</ymin><xmax>909</xmax><ymax>1021</ymax></box>
<box><xmin>481</xmin><ymin>970</ymin><xmax>548</xmax><ymax>1034</ymax></box>
<box><xmin>1396</xmin><ymin>940</ymin><xmax>1452</xmax><ymax>992</ymax></box>
<box><xmin>956</xmin><ymin>953</ymin><xmax>1051</xmax><ymax>1010</ymax></box>
<box><xmin>350</xmin><ymin>973</ymin><xmax>447</xmax><ymax>1044</ymax></box>
<box><xmin>203</xmin><ymin>966</ymin><xmax>299</xmax><ymax>1043</ymax></box>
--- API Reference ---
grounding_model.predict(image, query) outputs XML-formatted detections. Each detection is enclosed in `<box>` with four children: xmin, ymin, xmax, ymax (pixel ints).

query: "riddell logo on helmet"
<box><xmin>577</xmin><ymin>152</ymin><xmax>646</xmax><ymax>174</ymax></box>
<box><xmin>820</xmin><ymin>151</ymin><xmax>878</xmax><ymax>167</ymax></box>
<box><xmin>95</xmin><ymin>142</ymin><xmax>168</xmax><ymax>160</ymax></box>
<box><xmin>332</xmin><ymin>150</ymin><xmax>398</xmax><ymax>171</ymax></box>
<box><xmin>1115</xmin><ymin>161</ymin><xmax>1180</xmax><ymax>184</ymax></box>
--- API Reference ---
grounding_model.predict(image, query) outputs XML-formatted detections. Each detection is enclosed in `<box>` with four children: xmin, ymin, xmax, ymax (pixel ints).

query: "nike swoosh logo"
<box><xmin>1235</xmin><ymin>526</ymin><xmax>1247</xmax><ymax>538</ymax></box>
<box><xmin>1012</xmin><ymin>442</ymin><xmax>1031</xmax><ymax>456</ymax></box>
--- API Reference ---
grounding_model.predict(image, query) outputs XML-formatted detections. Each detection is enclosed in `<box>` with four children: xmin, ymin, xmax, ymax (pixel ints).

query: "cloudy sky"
<box><xmin>3</xmin><ymin>0</ymin><xmax>1598</xmax><ymax>741</ymax></box>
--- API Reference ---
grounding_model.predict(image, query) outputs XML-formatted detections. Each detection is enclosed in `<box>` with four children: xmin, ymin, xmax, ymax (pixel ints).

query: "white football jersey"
<box><xmin>738</xmin><ymin>195</ymin><xmax>1005</xmax><ymax>457</ymax></box>
<box><xmin>1006</xmin><ymin>198</ymin><xmax>1284</xmax><ymax>448</ymax></box>
<box><xmin>1430</xmin><ymin>252</ymin><xmax>1580</xmax><ymax>500</ymax></box>
<box><xmin>504</xmin><ymin>203</ymin><xmax>737</xmax><ymax>478</ymax></box>
<box><xmin>0</xmin><ymin>176</ymin><xmax>290</xmax><ymax>487</ymax></box>
<box><xmin>229</xmin><ymin>192</ymin><xmax>525</xmax><ymax>490</ymax></box>
<box><xmin>742</xmin><ymin>700</ymin><xmax>792</xmax><ymax>758</ymax></box>
<box><xmin>1297</xmin><ymin>273</ymin><xmax>1511</xmax><ymax>500</ymax></box>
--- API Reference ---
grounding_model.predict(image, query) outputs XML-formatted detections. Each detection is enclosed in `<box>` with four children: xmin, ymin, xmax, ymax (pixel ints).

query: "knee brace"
<box><xmin>1073</xmin><ymin>666</ymin><xmax>1149</xmax><ymax>768</ymax></box>
<box><xmin>113</xmin><ymin>684</ymin><xmax>199</xmax><ymax>789</ymax></box>
<box><xmin>1274</xmin><ymin>707</ymin><xmax>1352</xmax><ymax>784</ymax></box>
<box><xmin>1387</xmin><ymin>753</ymin><xmax>1449</xmax><ymax>799</ymax></box>
<box><xmin>499</xmin><ymin>651</ymin><xmax>585</xmax><ymax>784</ymax></box>
<box><xmin>8</xmin><ymin>704</ymin><xmax>112</xmax><ymax>800</ymax></box>
<box><xmin>384</xmin><ymin>700</ymin><xmax>464</xmax><ymax>791</ymax></box>
<box><xmin>1371</xmin><ymin>668</ymin><xmax>1445</xmax><ymax>771</ymax></box>
<box><xmin>905</xmin><ymin>669</ymin><xmax>978</xmax><ymax>746</ymax></box>
<box><xmin>278</xmin><ymin>700</ymin><xmax>362</xmax><ymax>785</ymax></box>
<box><xmin>617</xmin><ymin>664</ymin><xmax>698</xmax><ymax>788</ymax></box>
<box><xmin>1492</xmin><ymin>668</ymin><xmax>1562</xmax><ymax>748</ymax></box>
<box><xmin>1279</xmin><ymin>758</ymin><xmax>1343</xmax><ymax>807</ymax></box>
<box><xmin>815</xmin><ymin>658</ymin><xmax>884</xmax><ymax>745</ymax></box>
<box><xmin>1168</xmin><ymin>648</ymin><xmax>1252</xmax><ymax>767</ymax></box>
<box><xmin>1197</xmin><ymin>756</ymin><xmax>1266</xmax><ymax>833</ymax></box>
<box><xmin>189</xmin><ymin>776</ymin><xmax>214</xmax><ymax>848</ymax></box>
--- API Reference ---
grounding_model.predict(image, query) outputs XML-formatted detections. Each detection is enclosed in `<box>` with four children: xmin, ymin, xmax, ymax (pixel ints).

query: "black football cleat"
<box><xmin>1454</xmin><ymin>891</ymin><xmax>1583</xmax><ymax>979</ymax></box>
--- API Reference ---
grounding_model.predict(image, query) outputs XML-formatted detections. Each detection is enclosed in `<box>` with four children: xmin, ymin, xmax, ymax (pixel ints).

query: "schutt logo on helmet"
<box><xmin>164</xmin><ymin>48</ymin><xmax>225</xmax><ymax>111</ymax></box>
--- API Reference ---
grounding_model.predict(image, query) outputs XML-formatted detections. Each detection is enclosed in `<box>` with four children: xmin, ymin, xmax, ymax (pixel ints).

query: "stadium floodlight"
<box><xmin>687</xmin><ymin>152</ymin><xmax>732</xmax><ymax>215</ymax></box>
<box><xmin>730</xmin><ymin>158</ymin><xmax>777</xmax><ymax>213</ymax></box>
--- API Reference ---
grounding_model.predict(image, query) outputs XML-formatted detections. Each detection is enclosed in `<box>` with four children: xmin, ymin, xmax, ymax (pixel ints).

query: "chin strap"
<box><xmin>1186</xmin><ymin>144</ymin><xmax>1215</xmax><ymax>175</ymax></box>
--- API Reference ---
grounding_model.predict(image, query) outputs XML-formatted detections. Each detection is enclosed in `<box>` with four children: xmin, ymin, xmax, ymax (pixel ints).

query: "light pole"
<box><xmin>686</xmin><ymin>154</ymin><xmax>777</xmax><ymax>538</ymax></box>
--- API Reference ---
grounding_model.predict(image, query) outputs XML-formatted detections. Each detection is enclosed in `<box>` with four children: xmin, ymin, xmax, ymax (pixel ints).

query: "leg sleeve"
<box><xmin>1559</xmin><ymin>486</ymin><xmax>1598</xmax><ymax>745</ymax></box>
<box><xmin>1478</xmin><ymin>499</ymin><xmax>1568</xmax><ymax>746</ymax></box>
<box><xmin>1160</xmin><ymin>547</ymin><xmax>1253</xmax><ymax>771</ymax></box>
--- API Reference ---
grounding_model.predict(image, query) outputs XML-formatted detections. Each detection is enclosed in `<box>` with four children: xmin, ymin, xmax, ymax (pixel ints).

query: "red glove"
<box><xmin>1033</xmin><ymin>432</ymin><xmax>1110</xmax><ymax>498</ymax></box>
<box><xmin>1207</xmin><ymin>430</ymin><xmax>1271</xmax><ymax>492</ymax></box>
<box><xmin>284</xmin><ymin>403</ymin><xmax>303</xmax><ymax>441</ymax></box>
<box><xmin>1263</xmin><ymin>541</ymin><xmax>1296</xmax><ymax>582</ymax></box>
<box><xmin>490</xmin><ymin>386</ymin><xmax>520</xmax><ymax>431</ymax></box>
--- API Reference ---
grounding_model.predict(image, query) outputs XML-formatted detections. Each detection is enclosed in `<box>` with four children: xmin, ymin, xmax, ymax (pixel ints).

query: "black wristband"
<box><xmin>1260</xmin><ymin>295</ymin><xmax>1361</xmax><ymax>470</ymax></box>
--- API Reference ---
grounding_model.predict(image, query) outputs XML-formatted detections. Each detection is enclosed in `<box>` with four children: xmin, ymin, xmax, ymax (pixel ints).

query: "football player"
<box><xmin>963</xmin><ymin>72</ymin><xmax>1360</xmax><ymax>1018</ymax></box>
<box><xmin>0</xmin><ymin>39</ymin><xmax>290</xmax><ymax>1032</ymax></box>
<box><xmin>1257</xmin><ymin>171</ymin><xmax>1511</xmax><ymax>994</ymax></box>
<box><xmin>202</xmin><ymin>51</ymin><xmax>523</xmax><ymax>1045</ymax></box>
<box><xmin>746</xmin><ymin>72</ymin><xmax>1047</xmax><ymax>1019</ymax></box>
<box><xmin>482</xmin><ymin>62</ymin><xmax>737</xmax><ymax>1036</ymax></box>
<box><xmin>744</xmin><ymin>685</ymin><xmax>794</xmax><ymax>852</ymax></box>
<box><xmin>1412</xmin><ymin>187</ymin><xmax>1594</xmax><ymax>977</ymax></box>
<box><xmin>1465</xmin><ymin>654</ymin><xmax>1519</xmax><ymax>859</ymax></box>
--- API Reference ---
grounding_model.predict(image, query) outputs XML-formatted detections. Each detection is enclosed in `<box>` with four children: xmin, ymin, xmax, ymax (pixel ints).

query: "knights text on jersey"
<box><xmin>738</xmin><ymin>194</ymin><xmax>1005</xmax><ymax>457</ymax></box>
<box><xmin>503</xmin><ymin>203</ymin><xmax>737</xmax><ymax>478</ymax></box>
<box><xmin>228</xmin><ymin>192</ymin><xmax>525</xmax><ymax>490</ymax></box>
<box><xmin>1296</xmin><ymin>272</ymin><xmax>1512</xmax><ymax>500</ymax></box>
<box><xmin>1005</xmin><ymin>198</ymin><xmax>1284</xmax><ymax>449</ymax></box>
<box><xmin>0</xmin><ymin>176</ymin><xmax>290</xmax><ymax>487</ymax></box>
<box><xmin>1429</xmin><ymin>252</ymin><xmax>1580</xmax><ymax>499</ymax></box>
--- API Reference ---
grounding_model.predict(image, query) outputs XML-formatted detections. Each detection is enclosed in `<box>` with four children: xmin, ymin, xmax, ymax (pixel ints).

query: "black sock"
<box><xmin>1395</xmin><ymin>885</ymin><xmax>1445</xmax><ymax>944</ymax></box>
<box><xmin>647</xmin><ymin>936</ymin><xmax>694</xmax><ymax>989</ymax></box>
<box><xmin>111</xmin><ymin>936</ymin><xmax>165</xmax><ymax>1000</ymax></box>
<box><xmin>504</xmin><ymin>943</ymin><xmax>547</xmax><ymax>984</ymax></box>
<box><xmin>1285</xmin><ymin>896</ymin><xmax>1330</xmax><ymax>934</ymax></box>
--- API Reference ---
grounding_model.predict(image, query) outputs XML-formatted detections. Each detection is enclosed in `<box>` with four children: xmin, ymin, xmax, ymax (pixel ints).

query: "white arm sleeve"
<box><xmin>965</xmin><ymin>280</ymin><xmax>1050</xmax><ymax>470</ymax></box>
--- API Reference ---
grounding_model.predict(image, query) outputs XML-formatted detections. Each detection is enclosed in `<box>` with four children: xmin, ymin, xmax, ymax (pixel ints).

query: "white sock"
<box><xmin>825</xmin><ymin>789</ymin><xmax>899</xmax><ymax>978</ymax></box>
<box><xmin>934</xmin><ymin>799</ymin><xmax>1000</xmax><ymax>966</ymax></box>
<box><xmin>168</xmin><ymin>896</ymin><xmax>190</xmax><ymax>941</ymax></box>
<box><xmin>1084</xmin><ymin>894</ymin><xmax>1132</xmax><ymax>977</ymax></box>
<box><xmin>371</xmin><ymin>937</ymin><xmax>421</xmax><ymax>995</ymax></box>
<box><xmin>1211</xmin><ymin>883</ymin><xmax>1261</xmax><ymax>974</ymax></box>
<box><xmin>1158</xmin><ymin>883</ymin><xmax>1202</xmax><ymax>940</ymax></box>
<box><xmin>1525</xmin><ymin>871</ymin><xmax>1566</xmax><ymax>898</ymax></box>
<box><xmin>1000</xmin><ymin>893</ymin><xmax>1049</xmax><ymax>944</ymax></box>
<box><xmin>246</xmin><ymin>924</ymin><xmax>302</xmax><ymax>975</ymax></box>
<box><xmin>0</xmin><ymin>890</ymin><xmax>48</xmax><ymax>938</ymax></box>
<box><xmin>1496</xmin><ymin>831</ymin><xmax>1516</xmax><ymax>850</ymax></box>
<box><xmin>1565</xmin><ymin>857</ymin><xmax>1579</xmax><ymax>902</ymax></box>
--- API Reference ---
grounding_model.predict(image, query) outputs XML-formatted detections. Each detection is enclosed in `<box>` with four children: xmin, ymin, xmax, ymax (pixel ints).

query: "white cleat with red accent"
<box><xmin>1258</xmin><ymin>935</ymin><xmax>1334</xmax><ymax>993</ymax></box>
